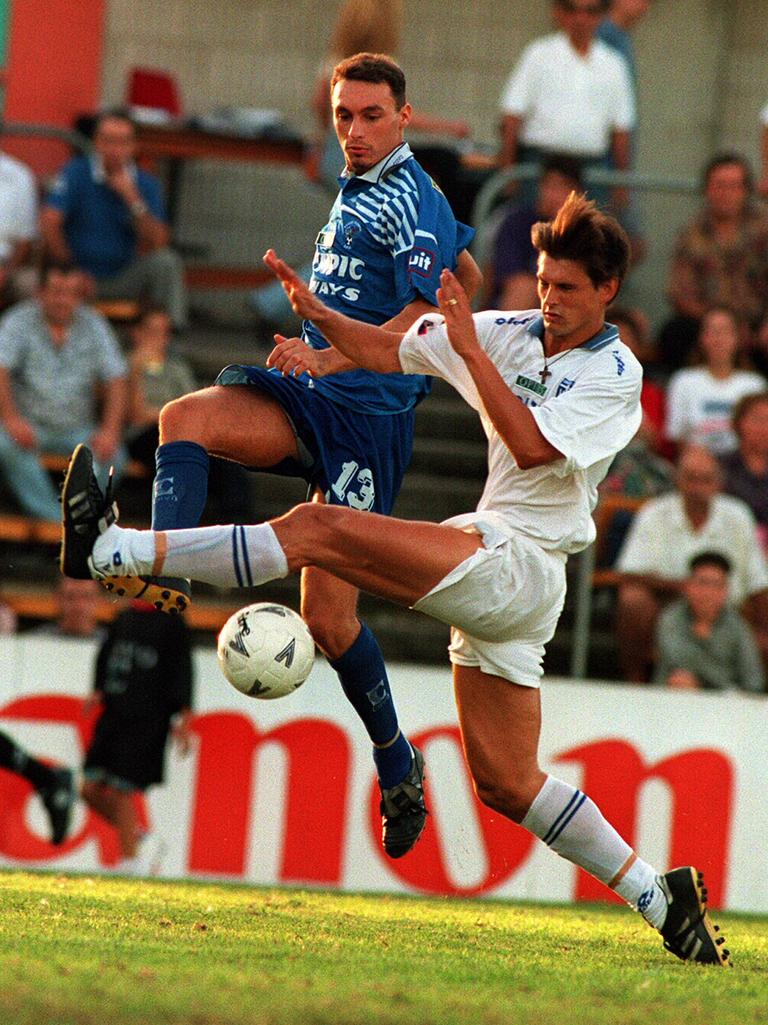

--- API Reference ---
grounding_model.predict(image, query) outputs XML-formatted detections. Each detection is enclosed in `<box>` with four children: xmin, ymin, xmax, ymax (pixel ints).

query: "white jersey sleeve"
<box><xmin>399</xmin><ymin>313</ymin><xmax>483</xmax><ymax>411</ymax></box>
<box><xmin>529</xmin><ymin>344</ymin><xmax>642</xmax><ymax>477</ymax></box>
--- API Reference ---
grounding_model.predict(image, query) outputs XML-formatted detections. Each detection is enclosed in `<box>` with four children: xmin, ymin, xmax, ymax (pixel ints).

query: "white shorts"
<box><xmin>412</xmin><ymin>515</ymin><xmax>567</xmax><ymax>687</ymax></box>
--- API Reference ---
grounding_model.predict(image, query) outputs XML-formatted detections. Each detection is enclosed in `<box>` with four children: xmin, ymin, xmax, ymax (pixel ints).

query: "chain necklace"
<box><xmin>538</xmin><ymin>346</ymin><xmax>575</xmax><ymax>383</ymax></box>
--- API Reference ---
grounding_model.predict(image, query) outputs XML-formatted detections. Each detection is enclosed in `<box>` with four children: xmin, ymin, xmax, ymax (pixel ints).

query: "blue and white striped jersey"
<box><xmin>305</xmin><ymin>142</ymin><xmax>474</xmax><ymax>415</ymax></box>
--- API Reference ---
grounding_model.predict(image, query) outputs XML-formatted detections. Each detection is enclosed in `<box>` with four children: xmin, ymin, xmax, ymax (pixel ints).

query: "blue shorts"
<box><xmin>215</xmin><ymin>364</ymin><xmax>416</xmax><ymax>515</ymax></box>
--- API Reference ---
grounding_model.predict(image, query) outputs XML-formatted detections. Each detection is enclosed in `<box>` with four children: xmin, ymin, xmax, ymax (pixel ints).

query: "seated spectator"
<box><xmin>658</xmin><ymin>152</ymin><xmax>768</xmax><ymax>375</ymax></box>
<box><xmin>126</xmin><ymin>305</ymin><xmax>252</xmax><ymax>523</ymax></box>
<box><xmin>486</xmin><ymin>154</ymin><xmax>582</xmax><ymax>310</ymax></box>
<box><xmin>615</xmin><ymin>443</ymin><xmax>768</xmax><ymax>681</ymax></box>
<box><xmin>664</xmin><ymin>306</ymin><xmax>765</xmax><ymax>456</ymax></box>
<box><xmin>719</xmin><ymin>391</ymin><xmax>768</xmax><ymax>552</ymax></box>
<box><xmin>126</xmin><ymin>306</ymin><xmax>196</xmax><ymax>469</ymax></box>
<box><xmin>654</xmin><ymin>551</ymin><xmax>764</xmax><ymax>693</ymax></box>
<box><xmin>33</xmin><ymin>576</ymin><xmax>103</xmax><ymax>639</ymax></box>
<box><xmin>0</xmin><ymin>147</ymin><xmax>38</xmax><ymax>302</ymax></box>
<box><xmin>0</xmin><ymin>263</ymin><xmax>128</xmax><ymax>523</ymax></box>
<box><xmin>40</xmin><ymin>109</ymin><xmax>187</xmax><ymax>330</ymax></box>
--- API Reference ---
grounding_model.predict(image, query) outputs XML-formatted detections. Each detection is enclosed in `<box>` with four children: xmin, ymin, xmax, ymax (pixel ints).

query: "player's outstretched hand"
<box><xmin>437</xmin><ymin>268</ymin><xmax>479</xmax><ymax>359</ymax></box>
<box><xmin>263</xmin><ymin>249</ymin><xmax>326</xmax><ymax>322</ymax></box>
<box><xmin>267</xmin><ymin>334</ymin><xmax>319</xmax><ymax>378</ymax></box>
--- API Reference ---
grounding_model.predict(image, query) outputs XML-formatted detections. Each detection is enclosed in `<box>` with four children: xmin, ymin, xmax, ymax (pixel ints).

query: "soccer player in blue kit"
<box><xmin>99</xmin><ymin>52</ymin><xmax>481</xmax><ymax>859</ymax></box>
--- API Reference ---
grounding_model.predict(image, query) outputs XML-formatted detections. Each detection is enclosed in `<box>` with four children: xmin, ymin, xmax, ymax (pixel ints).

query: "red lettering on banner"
<box><xmin>0</xmin><ymin>696</ymin><xmax>147</xmax><ymax>866</ymax></box>
<box><xmin>188</xmin><ymin>713</ymin><xmax>350</xmax><ymax>882</ymax></box>
<box><xmin>371</xmin><ymin>727</ymin><xmax>535</xmax><ymax>896</ymax></box>
<box><xmin>557</xmin><ymin>740</ymin><xmax>733</xmax><ymax>908</ymax></box>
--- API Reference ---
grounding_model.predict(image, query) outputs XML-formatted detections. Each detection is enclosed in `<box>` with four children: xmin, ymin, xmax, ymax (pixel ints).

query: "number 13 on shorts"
<box><xmin>329</xmin><ymin>460</ymin><xmax>375</xmax><ymax>511</ymax></box>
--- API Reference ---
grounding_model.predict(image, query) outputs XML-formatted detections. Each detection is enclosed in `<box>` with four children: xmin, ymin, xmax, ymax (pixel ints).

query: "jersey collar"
<box><xmin>339</xmin><ymin>142</ymin><xmax>413</xmax><ymax>185</ymax></box>
<box><xmin>527</xmin><ymin>315</ymin><xmax>620</xmax><ymax>351</ymax></box>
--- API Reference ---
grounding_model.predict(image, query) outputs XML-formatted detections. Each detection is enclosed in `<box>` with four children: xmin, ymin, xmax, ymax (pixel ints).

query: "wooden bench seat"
<box><xmin>1</xmin><ymin>584</ymin><xmax>237</xmax><ymax>634</ymax></box>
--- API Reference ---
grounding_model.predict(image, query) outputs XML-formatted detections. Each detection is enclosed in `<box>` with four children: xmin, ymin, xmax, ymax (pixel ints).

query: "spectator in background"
<box><xmin>615</xmin><ymin>443</ymin><xmax>768</xmax><ymax>681</ymax></box>
<box><xmin>720</xmin><ymin>391</ymin><xmax>768</xmax><ymax>553</ymax></box>
<box><xmin>81</xmin><ymin>600</ymin><xmax>193</xmax><ymax>875</ymax></box>
<box><xmin>664</xmin><ymin>306</ymin><xmax>765</xmax><ymax>456</ymax></box>
<box><xmin>126</xmin><ymin>305</ymin><xmax>253</xmax><ymax>523</ymax></box>
<box><xmin>487</xmin><ymin>154</ymin><xmax>582</xmax><ymax>310</ymax></box>
<box><xmin>0</xmin><ymin>263</ymin><xmax>127</xmax><ymax>523</ymax></box>
<box><xmin>40</xmin><ymin>110</ymin><xmax>187</xmax><ymax>330</ymax></box>
<box><xmin>498</xmin><ymin>0</ymin><xmax>634</xmax><ymax>215</ymax></box>
<box><xmin>0</xmin><ymin>730</ymin><xmax>75</xmax><ymax>844</ymax></box>
<box><xmin>654</xmin><ymin>552</ymin><xmax>764</xmax><ymax>693</ymax></box>
<box><xmin>659</xmin><ymin>153</ymin><xmax>768</xmax><ymax>375</ymax></box>
<box><xmin>33</xmin><ymin>576</ymin><xmax>103</xmax><ymax>639</ymax></box>
<box><xmin>597</xmin><ymin>0</ymin><xmax>652</xmax><ymax>257</ymax></box>
<box><xmin>0</xmin><ymin>148</ymin><xmax>38</xmax><ymax>302</ymax></box>
<box><xmin>126</xmin><ymin>306</ymin><xmax>196</xmax><ymax>469</ymax></box>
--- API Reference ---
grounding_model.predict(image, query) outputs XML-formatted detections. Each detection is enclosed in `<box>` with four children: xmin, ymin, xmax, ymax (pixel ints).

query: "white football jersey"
<box><xmin>399</xmin><ymin>309</ymin><xmax>642</xmax><ymax>554</ymax></box>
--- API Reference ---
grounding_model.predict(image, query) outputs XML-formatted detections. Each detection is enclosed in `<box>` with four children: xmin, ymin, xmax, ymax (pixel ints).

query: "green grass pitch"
<box><xmin>0</xmin><ymin>871</ymin><xmax>765</xmax><ymax>1025</ymax></box>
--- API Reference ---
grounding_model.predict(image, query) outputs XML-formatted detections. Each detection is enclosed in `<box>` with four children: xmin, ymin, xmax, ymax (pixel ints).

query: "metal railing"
<box><xmin>471</xmin><ymin>163</ymin><xmax>699</xmax><ymax>229</ymax></box>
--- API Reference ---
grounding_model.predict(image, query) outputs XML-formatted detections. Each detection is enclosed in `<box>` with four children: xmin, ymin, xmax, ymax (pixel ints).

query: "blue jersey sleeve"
<box><xmin>389</xmin><ymin>173</ymin><xmax>473</xmax><ymax>307</ymax></box>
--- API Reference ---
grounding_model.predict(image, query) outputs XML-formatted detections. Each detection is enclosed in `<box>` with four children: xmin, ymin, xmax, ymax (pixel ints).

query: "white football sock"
<box><xmin>522</xmin><ymin>775</ymin><xmax>667</xmax><ymax>930</ymax></box>
<box><xmin>92</xmin><ymin>522</ymin><xmax>289</xmax><ymax>589</ymax></box>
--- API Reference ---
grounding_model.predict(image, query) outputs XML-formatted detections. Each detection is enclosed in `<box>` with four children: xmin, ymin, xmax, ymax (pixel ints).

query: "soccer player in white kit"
<box><xmin>60</xmin><ymin>193</ymin><xmax>729</xmax><ymax>965</ymax></box>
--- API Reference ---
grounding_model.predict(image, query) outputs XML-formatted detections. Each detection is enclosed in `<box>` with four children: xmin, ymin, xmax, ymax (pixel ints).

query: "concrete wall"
<box><xmin>100</xmin><ymin>1</ymin><xmax>768</xmax><ymax>325</ymax></box>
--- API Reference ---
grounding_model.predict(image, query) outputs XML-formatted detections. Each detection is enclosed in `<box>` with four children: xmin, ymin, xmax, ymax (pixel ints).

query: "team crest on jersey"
<box><xmin>556</xmin><ymin>377</ymin><xmax>576</xmax><ymax>396</ymax></box>
<box><xmin>342</xmin><ymin>219</ymin><xmax>362</xmax><ymax>247</ymax></box>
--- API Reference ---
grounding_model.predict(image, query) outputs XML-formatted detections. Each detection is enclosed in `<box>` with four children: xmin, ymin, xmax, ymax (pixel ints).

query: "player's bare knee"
<box><xmin>472</xmin><ymin>772</ymin><xmax>532</xmax><ymax>823</ymax></box>
<box><xmin>301</xmin><ymin>594</ymin><xmax>359</xmax><ymax>659</ymax></box>
<box><xmin>159</xmin><ymin>393</ymin><xmax>200</xmax><ymax>441</ymax></box>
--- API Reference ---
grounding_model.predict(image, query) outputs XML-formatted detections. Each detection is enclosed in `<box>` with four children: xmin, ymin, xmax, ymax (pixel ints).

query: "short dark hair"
<box><xmin>40</xmin><ymin>259</ymin><xmax>79</xmax><ymax>285</ymax></box>
<box><xmin>330</xmin><ymin>52</ymin><xmax>406</xmax><ymax>109</ymax></box>
<box><xmin>540</xmin><ymin>153</ymin><xmax>583</xmax><ymax>189</ymax></box>
<box><xmin>701</xmin><ymin>152</ymin><xmax>753</xmax><ymax>192</ymax></box>
<box><xmin>689</xmin><ymin>551</ymin><xmax>732</xmax><ymax>576</ymax></box>
<box><xmin>531</xmin><ymin>191</ymin><xmax>631</xmax><ymax>288</ymax></box>
<box><xmin>556</xmin><ymin>0</ymin><xmax>610</xmax><ymax>11</ymax></box>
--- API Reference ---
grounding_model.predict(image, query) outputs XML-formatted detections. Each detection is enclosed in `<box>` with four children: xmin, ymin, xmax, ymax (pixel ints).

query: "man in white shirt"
<box><xmin>499</xmin><ymin>0</ymin><xmax>635</xmax><ymax>213</ymax></box>
<box><xmin>616</xmin><ymin>442</ymin><xmax>768</xmax><ymax>680</ymax></box>
<box><xmin>0</xmin><ymin>151</ymin><xmax>38</xmax><ymax>300</ymax></box>
<box><xmin>61</xmin><ymin>193</ymin><xmax>730</xmax><ymax>967</ymax></box>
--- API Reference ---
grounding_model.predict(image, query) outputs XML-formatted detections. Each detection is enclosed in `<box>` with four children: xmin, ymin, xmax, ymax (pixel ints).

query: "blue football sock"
<box><xmin>329</xmin><ymin>623</ymin><xmax>413</xmax><ymax>788</ymax></box>
<box><xmin>152</xmin><ymin>441</ymin><xmax>210</xmax><ymax>531</ymax></box>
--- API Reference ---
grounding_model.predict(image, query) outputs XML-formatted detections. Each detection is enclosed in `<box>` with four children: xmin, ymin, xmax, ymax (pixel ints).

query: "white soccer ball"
<box><xmin>217</xmin><ymin>602</ymin><xmax>315</xmax><ymax>699</ymax></box>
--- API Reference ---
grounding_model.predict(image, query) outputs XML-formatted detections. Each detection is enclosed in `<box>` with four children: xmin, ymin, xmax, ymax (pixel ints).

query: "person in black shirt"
<box><xmin>81</xmin><ymin>599</ymin><xmax>193</xmax><ymax>873</ymax></box>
